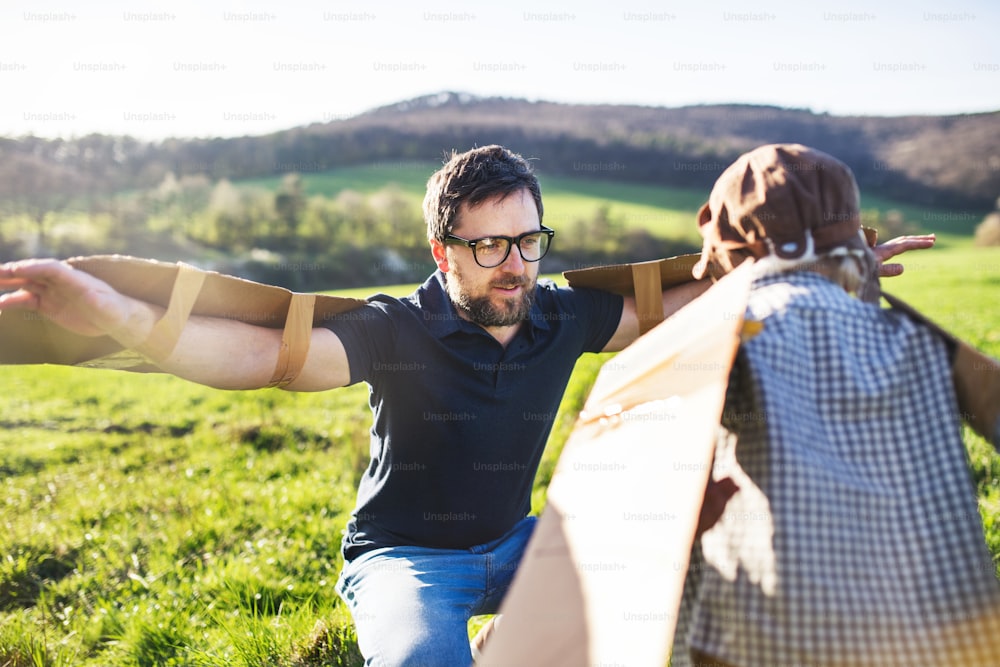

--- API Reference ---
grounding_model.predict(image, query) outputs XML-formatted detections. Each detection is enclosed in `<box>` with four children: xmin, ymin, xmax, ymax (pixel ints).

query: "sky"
<box><xmin>1</xmin><ymin>0</ymin><xmax>998</xmax><ymax>142</ymax></box>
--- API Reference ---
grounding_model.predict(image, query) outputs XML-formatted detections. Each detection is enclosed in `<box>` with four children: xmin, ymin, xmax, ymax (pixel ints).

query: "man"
<box><xmin>0</xmin><ymin>145</ymin><xmax>931</xmax><ymax>665</ymax></box>
<box><xmin>673</xmin><ymin>144</ymin><xmax>1000</xmax><ymax>667</ymax></box>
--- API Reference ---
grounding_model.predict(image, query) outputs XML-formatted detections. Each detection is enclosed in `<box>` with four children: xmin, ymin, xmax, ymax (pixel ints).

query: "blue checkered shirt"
<box><xmin>673</xmin><ymin>271</ymin><xmax>1000</xmax><ymax>667</ymax></box>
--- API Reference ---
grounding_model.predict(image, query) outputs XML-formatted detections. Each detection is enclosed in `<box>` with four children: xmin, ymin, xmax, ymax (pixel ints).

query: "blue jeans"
<box><xmin>336</xmin><ymin>516</ymin><xmax>536</xmax><ymax>666</ymax></box>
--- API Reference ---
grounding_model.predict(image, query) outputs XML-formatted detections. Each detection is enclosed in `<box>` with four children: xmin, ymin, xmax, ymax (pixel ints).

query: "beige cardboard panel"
<box><xmin>563</xmin><ymin>254</ymin><xmax>702</xmax><ymax>296</ymax></box>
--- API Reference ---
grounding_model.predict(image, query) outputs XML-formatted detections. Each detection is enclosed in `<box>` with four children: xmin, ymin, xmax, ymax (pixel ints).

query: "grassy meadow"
<box><xmin>1</xmin><ymin>170</ymin><xmax>999</xmax><ymax>665</ymax></box>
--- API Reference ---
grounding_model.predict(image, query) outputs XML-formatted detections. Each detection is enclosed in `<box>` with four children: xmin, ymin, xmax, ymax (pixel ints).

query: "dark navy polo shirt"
<box><xmin>324</xmin><ymin>271</ymin><xmax>623</xmax><ymax>560</ymax></box>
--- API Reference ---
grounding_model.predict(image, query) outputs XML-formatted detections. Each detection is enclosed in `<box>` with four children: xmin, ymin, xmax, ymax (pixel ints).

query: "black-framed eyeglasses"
<box><xmin>444</xmin><ymin>226</ymin><xmax>555</xmax><ymax>268</ymax></box>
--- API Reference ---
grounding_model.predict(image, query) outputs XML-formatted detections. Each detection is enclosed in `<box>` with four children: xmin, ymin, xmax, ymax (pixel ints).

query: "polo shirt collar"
<box><xmin>413</xmin><ymin>271</ymin><xmax>550</xmax><ymax>340</ymax></box>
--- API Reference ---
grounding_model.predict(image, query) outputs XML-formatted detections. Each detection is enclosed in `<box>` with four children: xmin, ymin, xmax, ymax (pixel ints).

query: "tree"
<box><xmin>207</xmin><ymin>179</ymin><xmax>253</xmax><ymax>250</ymax></box>
<box><xmin>369</xmin><ymin>185</ymin><xmax>424</xmax><ymax>250</ymax></box>
<box><xmin>974</xmin><ymin>211</ymin><xmax>1000</xmax><ymax>247</ymax></box>
<box><xmin>0</xmin><ymin>152</ymin><xmax>87</xmax><ymax>253</ymax></box>
<box><xmin>273</xmin><ymin>173</ymin><xmax>305</xmax><ymax>248</ymax></box>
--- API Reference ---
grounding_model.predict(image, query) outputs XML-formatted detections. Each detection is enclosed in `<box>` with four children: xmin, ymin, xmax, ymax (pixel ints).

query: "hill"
<box><xmin>1</xmin><ymin>92</ymin><xmax>998</xmax><ymax>212</ymax></box>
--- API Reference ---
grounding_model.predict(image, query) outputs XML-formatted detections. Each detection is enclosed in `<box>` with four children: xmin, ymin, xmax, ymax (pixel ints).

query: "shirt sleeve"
<box><xmin>557</xmin><ymin>285</ymin><xmax>625</xmax><ymax>353</ymax></box>
<box><xmin>321</xmin><ymin>298</ymin><xmax>397</xmax><ymax>386</ymax></box>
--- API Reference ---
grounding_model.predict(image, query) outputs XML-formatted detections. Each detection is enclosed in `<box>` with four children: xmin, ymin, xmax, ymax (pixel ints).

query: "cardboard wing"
<box><xmin>562</xmin><ymin>253</ymin><xmax>701</xmax><ymax>295</ymax></box>
<box><xmin>564</xmin><ymin>254</ymin><xmax>703</xmax><ymax>335</ymax></box>
<box><xmin>882</xmin><ymin>291</ymin><xmax>1000</xmax><ymax>448</ymax></box>
<box><xmin>480</xmin><ymin>262</ymin><xmax>754</xmax><ymax>666</ymax></box>
<box><xmin>0</xmin><ymin>255</ymin><xmax>367</xmax><ymax>373</ymax></box>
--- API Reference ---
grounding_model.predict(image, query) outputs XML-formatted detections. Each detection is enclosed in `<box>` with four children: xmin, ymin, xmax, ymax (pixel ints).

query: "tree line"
<box><xmin>0</xmin><ymin>170</ymin><xmax>698</xmax><ymax>290</ymax></box>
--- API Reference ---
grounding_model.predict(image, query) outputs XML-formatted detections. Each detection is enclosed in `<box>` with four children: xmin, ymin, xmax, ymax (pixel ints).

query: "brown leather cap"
<box><xmin>692</xmin><ymin>144</ymin><xmax>868</xmax><ymax>279</ymax></box>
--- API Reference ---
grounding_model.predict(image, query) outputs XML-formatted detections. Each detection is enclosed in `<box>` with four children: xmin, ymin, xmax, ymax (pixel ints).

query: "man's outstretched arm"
<box><xmin>0</xmin><ymin>259</ymin><xmax>351</xmax><ymax>392</ymax></box>
<box><xmin>602</xmin><ymin>278</ymin><xmax>710</xmax><ymax>353</ymax></box>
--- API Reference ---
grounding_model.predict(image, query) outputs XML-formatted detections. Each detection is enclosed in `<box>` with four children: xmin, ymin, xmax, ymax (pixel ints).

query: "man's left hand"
<box><xmin>875</xmin><ymin>234</ymin><xmax>936</xmax><ymax>277</ymax></box>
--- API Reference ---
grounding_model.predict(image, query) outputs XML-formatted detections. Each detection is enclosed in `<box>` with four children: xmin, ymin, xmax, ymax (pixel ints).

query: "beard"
<box><xmin>447</xmin><ymin>270</ymin><xmax>536</xmax><ymax>328</ymax></box>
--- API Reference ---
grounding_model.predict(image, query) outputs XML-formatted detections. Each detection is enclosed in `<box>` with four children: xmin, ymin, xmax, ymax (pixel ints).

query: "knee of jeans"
<box><xmin>369</xmin><ymin>622</ymin><xmax>472</xmax><ymax>667</ymax></box>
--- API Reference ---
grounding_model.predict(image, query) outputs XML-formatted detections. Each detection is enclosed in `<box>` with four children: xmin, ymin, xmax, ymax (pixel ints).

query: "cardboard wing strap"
<box><xmin>630</xmin><ymin>260</ymin><xmax>665</xmax><ymax>335</ymax></box>
<box><xmin>0</xmin><ymin>255</ymin><xmax>368</xmax><ymax>383</ymax></box>
<box><xmin>267</xmin><ymin>293</ymin><xmax>317</xmax><ymax>388</ymax></box>
<box><xmin>135</xmin><ymin>262</ymin><xmax>207</xmax><ymax>361</ymax></box>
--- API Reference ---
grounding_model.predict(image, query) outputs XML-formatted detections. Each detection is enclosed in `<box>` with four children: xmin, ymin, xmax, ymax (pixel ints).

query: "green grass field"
<box><xmin>2</xmin><ymin>166</ymin><xmax>998</xmax><ymax>665</ymax></box>
<box><xmin>0</xmin><ymin>357</ymin><xmax>612</xmax><ymax>666</ymax></box>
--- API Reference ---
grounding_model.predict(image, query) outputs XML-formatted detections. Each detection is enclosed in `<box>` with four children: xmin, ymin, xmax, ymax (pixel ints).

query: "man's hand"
<box><xmin>874</xmin><ymin>234</ymin><xmax>936</xmax><ymax>278</ymax></box>
<box><xmin>0</xmin><ymin>259</ymin><xmax>150</xmax><ymax>345</ymax></box>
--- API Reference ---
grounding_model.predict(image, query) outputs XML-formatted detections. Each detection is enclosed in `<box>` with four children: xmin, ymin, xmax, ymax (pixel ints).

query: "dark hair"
<box><xmin>423</xmin><ymin>145</ymin><xmax>543</xmax><ymax>242</ymax></box>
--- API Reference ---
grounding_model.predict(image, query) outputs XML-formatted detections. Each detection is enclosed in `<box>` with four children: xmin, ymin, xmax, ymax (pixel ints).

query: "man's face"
<box><xmin>432</xmin><ymin>190</ymin><xmax>542</xmax><ymax>329</ymax></box>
